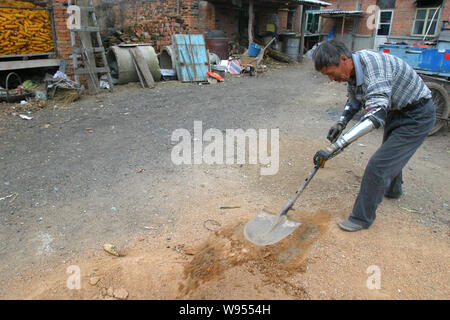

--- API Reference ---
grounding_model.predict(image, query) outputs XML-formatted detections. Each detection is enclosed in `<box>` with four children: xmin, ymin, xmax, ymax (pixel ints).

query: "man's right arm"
<box><xmin>339</xmin><ymin>94</ymin><xmax>362</xmax><ymax>128</ymax></box>
<box><xmin>328</xmin><ymin>94</ymin><xmax>362</xmax><ymax>143</ymax></box>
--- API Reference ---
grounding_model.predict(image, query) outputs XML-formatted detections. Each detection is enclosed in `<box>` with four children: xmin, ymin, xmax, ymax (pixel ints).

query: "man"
<box><xmin>311</xmin><ymin>40</ymin><xmax>435</xmax><ymax>232</ymax></box>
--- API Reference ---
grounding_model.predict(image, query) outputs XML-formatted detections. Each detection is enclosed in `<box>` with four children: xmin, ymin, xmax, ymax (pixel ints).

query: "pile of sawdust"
<box><xmin>177</xmin><ymin>210</ymin><xmax>330</xmax><ymax>299</ymax></box>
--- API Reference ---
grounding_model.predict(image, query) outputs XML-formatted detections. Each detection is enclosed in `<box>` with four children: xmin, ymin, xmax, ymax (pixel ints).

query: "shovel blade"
<box><xmin>244</xmin><ymin>210</ymin><xmax>301</xmax><ymax>246</ymax></box>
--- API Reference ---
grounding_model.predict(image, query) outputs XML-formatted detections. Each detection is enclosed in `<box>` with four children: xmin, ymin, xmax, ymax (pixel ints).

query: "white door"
<box><xmin>374</xmin><ymin>10</ymin><xmax>394</xmax><ymax>50</ymax></box>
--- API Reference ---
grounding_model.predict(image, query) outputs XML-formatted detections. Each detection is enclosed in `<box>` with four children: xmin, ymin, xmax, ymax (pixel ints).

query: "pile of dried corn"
<box><xmin>0</xmin><ymin>1</ymin><xmax>53</xmax><ymax>55</ymax></box>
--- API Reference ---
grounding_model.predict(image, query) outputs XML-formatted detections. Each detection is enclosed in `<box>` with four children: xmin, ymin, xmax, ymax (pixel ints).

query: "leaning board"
<box><xmin>172</xmin><ymin>34</ymin><xmax>210</xmax><ymax>82</ymax></box>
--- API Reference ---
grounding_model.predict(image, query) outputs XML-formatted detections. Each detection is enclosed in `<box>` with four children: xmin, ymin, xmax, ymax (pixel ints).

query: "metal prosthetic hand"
<box><xmin>313</xmin><ymin>107</ymin><xmax>387</xmax><ymax>168</ymax></box>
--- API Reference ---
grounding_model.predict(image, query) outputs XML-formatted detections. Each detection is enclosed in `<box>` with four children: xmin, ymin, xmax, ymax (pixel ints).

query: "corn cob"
<box><xmin>0</xmin><ymin>1</ymin><xmax>53</xmax><ymax>55</ymax></box>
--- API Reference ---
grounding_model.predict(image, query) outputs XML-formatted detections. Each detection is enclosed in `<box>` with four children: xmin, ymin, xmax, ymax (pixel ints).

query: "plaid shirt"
<box><xmin>339</xmin><ymin>50</ymin><xmax>431</xmax><ymax>125</ymax></box>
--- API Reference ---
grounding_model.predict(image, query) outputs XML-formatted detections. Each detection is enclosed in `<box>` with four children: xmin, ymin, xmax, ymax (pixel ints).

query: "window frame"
<box><xmin>377</xmin><ymin>9</ymin><xmax>394</xmax><ymax>36</ymax></box>
<box><xmin>305</xmin><ymin>5</ymin><xmax>322</xmax><ymax>34</ymax></box>
<box><xmin>411</xmin><ymin>7</ymin><xmax>442</xmax><ymax>37</ymax></box>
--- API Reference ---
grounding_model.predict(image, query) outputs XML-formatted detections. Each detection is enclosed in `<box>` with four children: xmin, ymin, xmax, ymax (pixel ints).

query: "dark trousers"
<box><xmin>349</xmin><ymin>98</ymin><xmax>436</xmax><ymax>228</ymax></box>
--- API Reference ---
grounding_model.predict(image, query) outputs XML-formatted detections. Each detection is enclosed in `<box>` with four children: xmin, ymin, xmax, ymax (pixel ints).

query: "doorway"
<box><xmin>374</xmin><ymin>9</ymin><xmax>394</xmax><ymax>50</ymax></box>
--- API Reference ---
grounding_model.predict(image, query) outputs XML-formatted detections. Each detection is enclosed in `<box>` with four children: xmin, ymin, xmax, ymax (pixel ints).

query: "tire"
<box><xmin>426</xmin><ymin>81</ymin><xmax>450</xmax><ymax>136</ymax></box>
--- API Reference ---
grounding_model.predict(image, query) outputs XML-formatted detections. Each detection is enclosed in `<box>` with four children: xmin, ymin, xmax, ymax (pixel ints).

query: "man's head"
<box><xmin>312</xmin><ymin>40</ymin><xmax>354</xmax><ymax>82</ymax></box>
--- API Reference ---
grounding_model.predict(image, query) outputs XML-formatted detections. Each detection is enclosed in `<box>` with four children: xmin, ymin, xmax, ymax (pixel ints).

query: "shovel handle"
<box><xmin>279</xmin><ymin>166</ymin><xmax>319</xmax><ymax>216</ymax></box>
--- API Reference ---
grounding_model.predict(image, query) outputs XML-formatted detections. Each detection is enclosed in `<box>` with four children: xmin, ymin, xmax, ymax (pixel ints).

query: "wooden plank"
<box><xmin>299</xmin><ymin>5</ymin><xmax>307</xmax><ymax>63</ymax></box>
<box><xmin>72</xmin><ymin>47</ymin><xmax>104</xmax><ymax>54</ymax></box>
<box><xmin>0</xmin><ymin>59</ymin><xmax>60</xmax><ymax>71</ymax></box>
<box><xmin>74</xmin><ymin>67</ymin><xmax>109</xmax><ymax>75</ymax></box>
<box><xmin>248</xmin><ymin>0</ymin><xmax>254</xmax><ymax>45</ymax></box>
<box><xmin>0</xmin><ymin>52</ymin><xmax>53</xmax><ymax>59</ymax></box>
<box><xmin>72</xmin><ymin>26</ymin><xmax>100</xmax><ymax>32</ymax></box>
<box><xmin>129</xmin><ymin>51</ymin><xmax>145</xmax><ymax>88</ymax></box>
<box><xmin>80</xmin><ymin>6</ymin><xmax>95</xmax><ymax>12</ymax></box>
<box><xmin>130</xmin><ymin>48</ymin><xmax>155</xmax><ymax>88</ymax></box>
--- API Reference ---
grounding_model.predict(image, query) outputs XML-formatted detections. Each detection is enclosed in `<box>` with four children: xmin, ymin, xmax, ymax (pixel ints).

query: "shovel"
<box><xmin>244</xmin><ymin>166</ymin><xmax>319</xmax><ymax>246</ymax></box>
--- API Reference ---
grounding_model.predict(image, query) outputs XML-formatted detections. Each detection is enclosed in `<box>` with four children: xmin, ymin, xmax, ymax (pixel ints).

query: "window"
<box><xmin>305</xmin><ymin>6</ymin><xmax>321</xmax><ymax>34</ymax></box>
<box><xmin>411</xmin><ymin>7</ymin><xmax>441</xmax><ymax>36</ymax></box>
<box><xmin>377</xmin><ymin>10</ymin><xmax>393</xmax><ymax>36</ymax></box>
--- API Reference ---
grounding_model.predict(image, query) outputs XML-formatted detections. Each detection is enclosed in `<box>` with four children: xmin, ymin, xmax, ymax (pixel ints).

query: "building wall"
<box><xmin>52</xmin><ymin>0</ymin><xmax>73</xmax><ymax>76</ymax></box>
<box><xmin>390</xmin><ymin>0</ymin><xmax>450</xmax><ymax>38</ymax></box>
<box><xmin>50</xmin><ymin>0</ymin><xmax>288</xmax><ymax>79</ymax></box>
<box><xmin>214</xmin><ymin>5</ymin><xmax>237</xmax><ymax>41</ymax></box>
<box><xmin>277</xmin><ymin>8</ymin><xmax>289</xmax><ymax>33</ymax></box>
<box><xmin>319</xmin><ymin>0</ymin><xmax>375</xmax><ymax>38</ymax></box>
<box><xmin>322</xmin><ymin>0</ymin><xmax>450</xmax><ymax>41</ymax></box>
<box><xmin>93</xmin><ymin>0</ymin><xmax>212</xmax><ymax>51</ymax></box>
<box><xmin>212</xmin><ymin>4</ymin><xmax>292</xmax><ymax>45</ymax></box>
<box><xmin>48</xmin><ymin>0</ymin><xmax>214</xmax><ymax>78</ymax></box>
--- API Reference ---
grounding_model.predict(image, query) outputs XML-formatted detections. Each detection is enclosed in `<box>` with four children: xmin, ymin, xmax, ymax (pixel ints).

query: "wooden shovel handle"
<box><xmin>279</xmin><ymin>166</ymin><xmax>319</xmax><ymax>216</ymax></box>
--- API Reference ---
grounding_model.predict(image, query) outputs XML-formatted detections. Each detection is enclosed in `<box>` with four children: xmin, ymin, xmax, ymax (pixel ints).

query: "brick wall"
<box><xmin>391</xmin><ymin>0</ymin><xmax>450</xmax><ymax>37</ymax></box>
<box><xmin>199</xmin><ymin>1</ymin><xmax>216</xmax><ymax>35</ymax></box>
<box><xmin>320</xmin><ymin>0</ymin><xmax>376</xmax><ymax>36</ymax></box>
<box><xmin>389</xmin><ymin>0</ymin><xmax>416</xmax><ymax>36</ymax></box>
<box><xmin>93</xmin><ymin>0</ymin><xmax>208</xmax><ymax>51</ymax></box>
<box><xmin>443</xmin><ymin>0</ymin><xmax>450</xmax><ymax>31</ymax></box>
<box><xmin>46</xmin><ymin>0</ymin><xmax>215</xmax><ymax>80</ymax></box>
<box><xmin>277</xmin><ymin>8</ymin><xmax>289</xmax><ymax>33</ymax></box>
<box><xmin>214</xmin><ymin>6</ymin><xmax>236</xmax><ymax>41</ymax></box>
<box><xmin>52</xmin><ymin>0</ymin><xmax>73</xmax><ymax>76</ymax></box>
<box><xmin>321</xmin><ymin>0</ymin><xmax>450</xmax><ymax>38</ymax></box>
<box><xmin>214</xmin><ymin>4</ymin><xmax>291</xmax><ymax>44</ymax></box>
<box><xmin>49</xmin><ymin>0</ymin><xmax>323</xmax><ymax>81</ymax></box>
<box><xmin>293</xmin><ymin>5</ymin><xmax>301</xmax><ymax>32</ymax></box>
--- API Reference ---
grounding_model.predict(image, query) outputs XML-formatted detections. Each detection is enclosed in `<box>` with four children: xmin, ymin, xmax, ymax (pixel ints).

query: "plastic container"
<box><xmin>248</xmin><ymin>42</ymin><xmax>262</xmax><ymax>57</ymax></box>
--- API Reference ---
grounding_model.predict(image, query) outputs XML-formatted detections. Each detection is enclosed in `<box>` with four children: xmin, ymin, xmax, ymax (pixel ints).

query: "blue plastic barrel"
<box><xmin>248</xmin><ymin>42</ymin><xmax>262</xmax><ymax>57</ymax></box>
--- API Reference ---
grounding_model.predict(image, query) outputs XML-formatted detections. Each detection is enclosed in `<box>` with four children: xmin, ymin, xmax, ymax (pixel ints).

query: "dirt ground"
<box><xmin>0</xmin><ymin>59</ymin><xmax>448</xmax><ymax>300</ymax></box>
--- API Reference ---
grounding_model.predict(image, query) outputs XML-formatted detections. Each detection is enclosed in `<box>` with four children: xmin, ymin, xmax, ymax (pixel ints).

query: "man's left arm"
<box><xmin>313</xmin><ymin>107</ymin><xmax>387</xmax><ymax>168</ymax></box>
<box><xmin>362</xmin><ymin>57</ymin><xmax>393</xmax><ymax>128</ymax></box>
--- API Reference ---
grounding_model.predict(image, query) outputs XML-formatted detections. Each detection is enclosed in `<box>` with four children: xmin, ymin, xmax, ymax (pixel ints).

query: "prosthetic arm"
<box><xmin>313</xmin><ymin>107</ymin><xmax>387</xmax><ymax>168</ymax></box>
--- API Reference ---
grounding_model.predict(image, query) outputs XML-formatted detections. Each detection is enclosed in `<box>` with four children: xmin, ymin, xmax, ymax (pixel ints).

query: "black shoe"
<box><xmin>384</xmin><ymin>192</ymin><xmax>402</xmax><ymax>199</ymax></box>
<box><xmin>338</xmin><ymin>220</ymin><xmax>366</xmax><ymax>232</ymax></box>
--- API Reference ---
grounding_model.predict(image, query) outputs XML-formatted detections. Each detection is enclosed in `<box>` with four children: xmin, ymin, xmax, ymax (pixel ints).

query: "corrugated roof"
<box><xmin>296</xmin><ymin>0</ymin><xmax>331</xmax><ymax>6</ymax></box>
<box><xmin>310</xmin><ymin>9</ymin><xmax>365</xmax><ymax>16</ymax></box>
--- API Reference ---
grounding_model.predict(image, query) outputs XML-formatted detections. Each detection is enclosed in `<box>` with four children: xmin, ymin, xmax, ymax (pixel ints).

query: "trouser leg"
<box><xmin>382</xmin><ymin>126</ymin><xmax>403</xmax><ymax>198</ymax></box>
<box><xmin>385</xmin><ymin>171</ymin><xmax>403</xmax><ymax>197</ymax></box>
<box><xmin>348</xmin><ymin>99</ymin><xmax>435</xmax><ymax>228</ymax></box>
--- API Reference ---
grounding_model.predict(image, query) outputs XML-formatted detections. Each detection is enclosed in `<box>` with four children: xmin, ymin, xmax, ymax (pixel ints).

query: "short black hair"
<box><xmin>312</xmin><ymin>40</ymin><xmax>352</xmax><ymax>71</ymax></box>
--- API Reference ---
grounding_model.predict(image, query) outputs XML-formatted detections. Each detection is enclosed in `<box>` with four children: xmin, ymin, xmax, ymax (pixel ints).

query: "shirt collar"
<box><xmin>352</xmin><ymin>52</ymin><xmax>364</xmax><ymax>86</ymax></box>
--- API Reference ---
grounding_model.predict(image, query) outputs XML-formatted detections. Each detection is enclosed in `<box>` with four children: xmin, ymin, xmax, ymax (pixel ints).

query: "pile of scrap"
<box><xmin>104</xmin><ymin>29</ymin><xmax>153</xmax><ymax>48</ymax></box>
<box><xmin>3</xmin><ymin>98</ymin><xmax>47</xmax><ymax>117</ymax></box>
<box><xmin>0</xmin><ymin>0</ymin><xmax>53</xmax><ymax>55</ymax></box>
<box><xmin>266</xmin><ymin>47</ymin><xmax>295</xmax><ymax>63</ymax></box>
<box><xmin>45</xmin><ymin>72</ymin><xmax>83</xmax><ymax>107</ymax></box>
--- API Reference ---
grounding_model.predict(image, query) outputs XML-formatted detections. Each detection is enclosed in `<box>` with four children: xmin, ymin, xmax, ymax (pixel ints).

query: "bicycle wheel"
<box><xmin>426</xmin><ymin>81</ymin><xmax>450</xmax><ymax>135</ymax></box>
